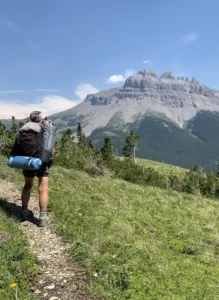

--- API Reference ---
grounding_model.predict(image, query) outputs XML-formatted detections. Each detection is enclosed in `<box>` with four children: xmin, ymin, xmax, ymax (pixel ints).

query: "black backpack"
<box><xmin>11</xmin><ymin>129</ymin><xmax>43</xmax><ymax>158</ymax></box>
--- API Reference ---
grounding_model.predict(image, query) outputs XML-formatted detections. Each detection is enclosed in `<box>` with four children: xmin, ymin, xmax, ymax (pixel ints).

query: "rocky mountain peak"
<box><xmin>191</xmin><ymin>77</ymin><xmax>199</xmax><ymax>84</ymax></box>
<box><xmin>137</xmin><ymin>69</ymin><xmax>158</xmax><ymax>78</ymax></box>
<box><xmin>160</xmin><ymin>72</ymin><xmax>175</xmax><ymax>80</ymax></box>
<box><xmin>84</xmin><ymin>69</ymin><xmax>219</xmax><ymax>116</ymax></box>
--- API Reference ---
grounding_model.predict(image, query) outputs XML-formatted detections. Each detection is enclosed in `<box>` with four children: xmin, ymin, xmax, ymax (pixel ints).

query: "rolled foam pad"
<box><xmin>7</xmin><ymin>156</ymin><xmax>42</xmax><ymax>170</ymax></box>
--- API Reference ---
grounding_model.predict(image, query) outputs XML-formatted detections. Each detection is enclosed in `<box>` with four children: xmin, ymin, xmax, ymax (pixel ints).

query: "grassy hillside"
<box><xmin>1</xmin><ymin>156</ymin><xmax>219</xmax><ymax>299</ymax></box>
<box><xmin>137</xmin><ymin>158</ymin><xmax>188</xmax><ymax>177</ymax></box>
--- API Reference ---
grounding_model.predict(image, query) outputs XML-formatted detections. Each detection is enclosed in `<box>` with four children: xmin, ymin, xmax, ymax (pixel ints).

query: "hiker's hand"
<box><xmin>52</xmin><ymin>148</ymin><xmax>56</xmax><ymax>156</ymax></box>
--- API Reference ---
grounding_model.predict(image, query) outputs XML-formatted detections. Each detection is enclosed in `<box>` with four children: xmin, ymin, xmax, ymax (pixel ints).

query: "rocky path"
<box><xmin>0</xmin><ymin>179</ymin><xmax>98</xmax><ymax>300</ymax></box>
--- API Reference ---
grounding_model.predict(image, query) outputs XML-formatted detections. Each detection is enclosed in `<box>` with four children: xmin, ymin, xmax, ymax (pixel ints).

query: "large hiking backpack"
<box><xmin>8</xmin><ymin>129</ymin><xmax>43</xmax><ymax>170</ymax></box>
<box><xmin>18</xmin><ymin>129</ymin><xmax>43</xmax><ymax>158</ymax></box>
<box><xmin>9</xmin><ymin>122</ymin><xmax>56</xmax><ymax>169</ymax></box>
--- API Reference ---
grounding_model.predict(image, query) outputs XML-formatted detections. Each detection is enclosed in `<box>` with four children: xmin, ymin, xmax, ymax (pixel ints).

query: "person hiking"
<box><xmin>10</xmin><ymin>111</ymin><xmax>56</xmax><ymax>227</ymax></box>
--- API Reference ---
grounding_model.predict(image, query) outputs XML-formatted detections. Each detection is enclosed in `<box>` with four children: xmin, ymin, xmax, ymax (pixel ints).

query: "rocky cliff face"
<box><xmin>85</xmin><ymin>70</ymin><xmax>219</xmax><ymax>106</ymax></box>
<box><xmin>51</xmin><ymin>70</ymin><xmax>219</xmax><ymax>136</ymax></box>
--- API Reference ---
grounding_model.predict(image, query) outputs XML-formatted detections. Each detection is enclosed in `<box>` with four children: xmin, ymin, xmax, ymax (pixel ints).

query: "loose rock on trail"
<box><xmin>0</xmin><ymin>179</ymin><xmax>99</xmax><ymax>300</ymax></box>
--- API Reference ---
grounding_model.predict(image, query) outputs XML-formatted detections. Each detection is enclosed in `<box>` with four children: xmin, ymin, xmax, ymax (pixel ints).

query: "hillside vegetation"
<box><xmin>0</xmin><ymin>194</ymin><xmax>38</xmax><ymax>299</ymax></box>
<box><xmin>3</xmin><ymin>110</ymin><xmax>219</xmax><ymax>171</ymax></box>
<box><xmin>137</xmin><ymin>158</ymin><xmax>188</xmax><ymax>177</ymax></box>
<box><xmin>1</xmin><ymin>156</ymin><xmax>219</xmax><ymax>299</ymax></box>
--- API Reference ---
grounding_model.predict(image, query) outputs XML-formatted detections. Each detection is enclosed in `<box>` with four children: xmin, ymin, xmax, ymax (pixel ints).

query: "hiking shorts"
<box><xmin>23</xmin><ymin>164</ymin><xmax>50</xmax><ymax>178</ymax></box>
<box><xmin>23</xmin><ymin>158</ymin><xmax>53</xmax><ymax>178</ymax></box>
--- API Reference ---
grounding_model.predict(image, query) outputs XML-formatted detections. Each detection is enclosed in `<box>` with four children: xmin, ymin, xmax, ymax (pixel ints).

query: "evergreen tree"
<box><xmin>18</xmin><ymin>121</ymin><xmax>25</xmax><ymax>129</ymax></box>
<box><xmin>101</xmin><ymin>137</ymin><xmax>114</xmax><ymax>161</ymax></box>
<box><xmin>205</xmin><ymin>170</ymin><xmax>216</xmax><ymax>198</ymax></box>
<box><xmin>0</xmin><ymin>121</ymin><xmax>14</xmax><ymax>156</ymax></box>
<box><xmin>61</xmin><ymin>128</ymin><xmax>73</xmax><ymax>145</ymax></box>
<box><xmin>216</xmin><ymin>164</ymin><xmax>219</xmax><ymax>178</ymax></box>
<box><xmin>59</xmin><ymin>128</ymin><xmax>76</xmax><ymax>161</ymax></box>
<box><xmin>77</xmin><ymin>123</ymin><xmax>82</xmax><ymax>143</ymax></box>
<box><xmin>11</xmin><ymin>116</ymin><xmax>17</xmax><ymax>134</ymax></box>
<box><xmin>0</xmin><ymin>121</ymin><xmax>6</xmax><ymax>134</ymax></box>
<box><xmin>0</xmin><ymin>122</ymin><xmax>7</xmax><ymax>154</ymax></box>
<box><xmin>77</xmin><ymin>123</ymin><xmax>86</xmax><ymax>147</ymax></box>
<box><xmin>191</xmin><ymin>165</ymin><xmax>203</xmax><ymax>174</ymax></box>
<box><xmin>87</xmin><ymin>139</ymin><xmax>93</xmax><ymax>149</ymax></box>
<box><xmin>82</xmin><ymin>132</ymin><xmax>86</xmax><ymax>146</ymax></box>
<box><xmin>123</xmin><ymin>131</ymin><xmax>139</xmax><ymax>163</ymax></box>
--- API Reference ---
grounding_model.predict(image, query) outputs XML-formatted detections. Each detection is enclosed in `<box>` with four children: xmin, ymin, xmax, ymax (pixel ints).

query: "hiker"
<box><xmin>10</xmin><ymin>111</ymin><xmax>56</xmax><ymax>227</ymax></box>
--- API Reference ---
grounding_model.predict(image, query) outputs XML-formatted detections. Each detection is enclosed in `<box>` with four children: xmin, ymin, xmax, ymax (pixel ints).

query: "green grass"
<box><xmin>1</xmin><ymin>156</ymin><xmax>219</xmax><ymax>299</ymax></box>
<box><xmin>137</xmin><ymin>158</ymin><xmax>188</xmax><ymax>177</ymax></box>
<box><xmin>0</xmin><ymin>209</ymin><xmax>38</xmax><ymax>299</ymax></box>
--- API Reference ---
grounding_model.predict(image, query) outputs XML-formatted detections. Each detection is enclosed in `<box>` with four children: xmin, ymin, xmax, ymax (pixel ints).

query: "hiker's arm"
<box><xmin>52</xmin><ymin>148</ymin><xmax>56</xmax><ymax>157</ymax></box>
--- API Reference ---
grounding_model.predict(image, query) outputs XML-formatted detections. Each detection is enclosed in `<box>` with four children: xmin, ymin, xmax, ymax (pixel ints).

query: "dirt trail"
<box><xmin>0</xmin><ymin>178</ymin><xmax>97</xmax><ymax>300</ymax></box>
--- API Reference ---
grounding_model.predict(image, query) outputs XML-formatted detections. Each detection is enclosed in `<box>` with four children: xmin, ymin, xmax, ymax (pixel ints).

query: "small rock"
<box><xmin>44</xmin><ymin>283</ymin><xmax>55</xmax><ymax>290</ymax></box>
<box><xmin>49</xmin><ymin>297</ymin><xmax>59</xmax><ymax>300</ymax></box>
<box><xmin>43</xmin><ymin>292</ymin><xmax>48</xmax><ymax>297</ymax></box>
<box><xmin>34</xmin><ymin>289</ymin><xmax>41</xmax><ymax>294</ymax></box>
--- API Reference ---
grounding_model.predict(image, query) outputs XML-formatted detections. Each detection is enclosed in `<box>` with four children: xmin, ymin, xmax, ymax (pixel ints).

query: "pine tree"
<box><xmin>191</xmin><ymin>165</ymin><xmax>203</xmax><ymax>174</ymax></box>
<box><xmin>82</xmin><ymin>133</ymin><xmax>86</xmax><ymax>146</ymax></box>
<box><xmin>61</xmin><ymin>128</ymin><xmax>73</xmax><ymax>145</ymax></box>
<box><xmin>87</xmin><ymin>139</ymin><xmax>93</xmax><ymax>149</ymax></box>
<box><xmin>11</xmin><ymin>116</ymin><xmax>17</xmax><ymax>134</ymax></box>
<box><xmin>18</xmin><ymin>121</ymin><xmax>24</xmax><ymax>129</ymax></box>
<box><xmin>76</xmin><ymin>123</ymin><xmax>86</xmax><ymax>147</ymax></box>
<box><xmin>123</xmin><ymin>131</ymin><xmax>139</xmax><ymax>163</ymax></box>
<box><xmin>59</xmin><ymin>128</ymin><xmax>76</xmax><ymax>161</ymax></box>
<box><xmin>77</xmin><ymin>123</ymin><xmax>82</xmax><ymax>143</ymax></box>
<box><xmin>101</xmin><ymin>137</ymin><xmax>114</xmax><ymax>161</ymax></box>
<box><xmin>0</xmin><ymin>121</ymin><xmax>7</xmax><ymax>154</ymax></box>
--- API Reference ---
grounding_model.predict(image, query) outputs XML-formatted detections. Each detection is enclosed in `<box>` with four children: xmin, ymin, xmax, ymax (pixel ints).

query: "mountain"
<box><xmin>51</xmin><ymin>69</ymin><xmax>219</xmax><ymax>134</ymax></box>
<box><xmin>50</xmin><ymin>70</ymin><xmax>219</xmax><ymax>171</ymax></box>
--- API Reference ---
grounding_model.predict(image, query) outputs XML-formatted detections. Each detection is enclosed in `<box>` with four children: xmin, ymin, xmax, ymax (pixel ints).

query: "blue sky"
<box><xmin>0</xmin><ymin>0</ymin><xmax>219</xmax><ymax>118</ymax></box>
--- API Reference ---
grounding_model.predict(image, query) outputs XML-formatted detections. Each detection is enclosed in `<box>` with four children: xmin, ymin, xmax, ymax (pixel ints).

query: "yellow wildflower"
<box><xmin>9</xmin><ymin>283</ymin><xmax>17</xmax><ymax>288</ymax></box>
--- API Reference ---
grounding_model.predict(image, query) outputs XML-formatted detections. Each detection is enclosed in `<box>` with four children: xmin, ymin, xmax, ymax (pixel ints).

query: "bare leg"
<box><xmin>22</xmin><ymin>177</ymin><xmax>34</xmax><ymax>206</ymax></box>
<box><xmin>38</xmin><ymin>177</ymin><xmax>49</xmax><ymax>211</ymax></box>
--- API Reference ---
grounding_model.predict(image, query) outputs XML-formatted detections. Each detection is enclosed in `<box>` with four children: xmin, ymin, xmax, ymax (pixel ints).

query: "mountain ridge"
<box><xmin>50</xmin><ymin>69</ymin><xmax>219</xmax><ymax>138</ymax></box>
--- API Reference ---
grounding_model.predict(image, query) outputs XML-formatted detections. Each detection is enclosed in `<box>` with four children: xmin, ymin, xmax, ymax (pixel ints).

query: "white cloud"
<box><xmin>181</xmin><ymin>32</ymin><xmax>199</xmax><ymax>44</ymax></box>
<box><xmin>0</xmin><ymin>16</ymin><xmax>22</xmax><ymax>33</ymax></box>
<box><xmin>75</xmin><ymin>84</ymin><xmax>99</xmax><ymax>100</ymax></box>
<box><xmin>0</xmin><ymin>96</ymin><xmax>80</xmax><ymax>119</ymax></box>
<box><xmin>143</xmin><ymin>60</ymin><xmax>151</xmax><ymax>64</ymax></box>
<box><xmin>0</xmin><ymin>90</ymin><xmax>26</xmax><ymax>94</ymax></box>
<box><xmin>0</xmin><ymin>83</ymin><xmax>99</xmax><ymax>119</ymax></box>
<box><xmin>106</xmin><ymin>69</ymin><xmax>136</xmax><ymax>84</ymax></box>
<box><xmin>106</xmin><ymin>74</ymin><xmax>125</xmax><ymax>84</ymax></box>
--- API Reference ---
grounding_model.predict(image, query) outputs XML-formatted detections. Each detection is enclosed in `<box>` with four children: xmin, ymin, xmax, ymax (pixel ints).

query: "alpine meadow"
<box><xmin>2</xmin><ymin>0</ymin><xmax>219</xmax><ymax>299</ymax></box>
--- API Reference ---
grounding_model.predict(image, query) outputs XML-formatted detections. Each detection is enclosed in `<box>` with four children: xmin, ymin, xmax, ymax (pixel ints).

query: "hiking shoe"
<box><xmin>38</xmin><ymin>215</ymin><xmax>49</xmax><ymax>227</ymax></box>
<box><xmin>21</xmin><ymin>209</ymin><xmax>33</xmax><ymax>221</ymax></box>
